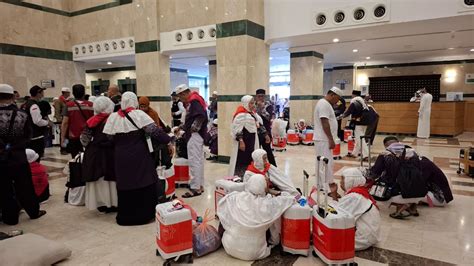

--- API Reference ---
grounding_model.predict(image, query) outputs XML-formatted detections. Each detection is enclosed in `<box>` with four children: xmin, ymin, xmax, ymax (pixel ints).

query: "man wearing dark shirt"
<box><xmin>255</xmin><ymin>89</ymin><xmax>276</xmax><ymax>166</ymax></box>
<box><xmin>176</xmin><ymin>85</ymin><xmax>208</xmax><ymax>198</ymax></box>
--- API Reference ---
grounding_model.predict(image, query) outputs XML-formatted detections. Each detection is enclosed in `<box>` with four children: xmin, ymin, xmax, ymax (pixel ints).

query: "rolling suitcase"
<box><xmin>155</xmin><ymin>202</ymin><xmax>193</xmax><ymax>264</ymax></box>
<box><xmin>281</xmin><ymin>170</ymin><xmax>312</xmax><ymax>256</ymax></box>
<box><xmin>174</xmin><ymin>157</ymin><xmax>190</xmax><ymax>187</ymax></box>
<box><xmin>287</xmin><ymin>129</ymin><xmax>300</xmax><ymax>145</ymax></box>
<box><xmin>312</xmin><ymin>156</ymin><xmax>356</xmax><ymax>265</ymax></box>
<box><xmin>214</xmin><ymin>179</ymin><xmax>245</xmax><ymax>214</ymax></box>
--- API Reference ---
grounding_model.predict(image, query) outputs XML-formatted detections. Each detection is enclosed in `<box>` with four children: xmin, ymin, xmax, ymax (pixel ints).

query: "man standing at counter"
<box><xmin>417</xmin><ymin>88</ymin><xmax>432</xmax><ymax>139</ymax></box>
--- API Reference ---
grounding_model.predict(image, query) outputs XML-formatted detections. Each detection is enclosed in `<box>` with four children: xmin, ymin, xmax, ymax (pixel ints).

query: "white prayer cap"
<box><xmin>174</xmin><ymin>84</ymin><xmax>190</xmax><ymax>95</ymax></box>
<box><xmin>0</xmin><ymin>84</ymin><xmax>14</xmax><ymax>94</ymax></box>
<box><xmin>61</xmin><ymin>87</ymin><xmax>71</xmax><ymax>93</ymax></box>
<box><xmin>329</xmin><ymin>86</ymin><xmax>343</xmax><ymax>97</ymax></box>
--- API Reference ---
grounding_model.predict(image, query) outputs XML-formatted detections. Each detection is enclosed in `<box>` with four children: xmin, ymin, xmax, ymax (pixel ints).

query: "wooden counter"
<box><xmin>368</xmin><ymin>102</ymin><xmax>466</xmax><ymax>136</ymax></box>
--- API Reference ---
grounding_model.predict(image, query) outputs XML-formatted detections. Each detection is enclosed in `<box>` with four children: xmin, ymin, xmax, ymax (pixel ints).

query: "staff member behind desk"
<box><xmin>255</xmin><ymin>89</ymin><xmax>276</xmax><ymax>167</ymax></box>
<box><xmin>175</xmin><ymin>85</ymin><xmax>208</xmax><ymax>198</ymax></box>
<box><xmin>0</xmin><ymin>84</ymin><xmax>47</xmax><ymax>225</ymax></box>
<box><xmin>25</xmin><ymin>85</ymin><xmax>53</xmax><ymax>161</ymax></box>
<box><xmin>61</xmin><ymin>84</ymin><xmax>94</xmax><ymax>158</ymax></box>
<box><xmin>314</xmin><ymin>87</ymin><xmax>343</xmax><ymax>200</ymax></box>
<box><xmin>171</xmin><ymin>92</ymin><xmax>185</xmax><ymax>127</ymax></box>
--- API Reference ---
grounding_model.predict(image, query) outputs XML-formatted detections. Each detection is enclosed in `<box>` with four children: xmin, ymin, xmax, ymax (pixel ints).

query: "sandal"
<box><xmin>182</xmin><ymin>189</ymin><xmax>202</xmax><ymax>198</ymax></box>
<box><xmin>389</xmin><ymin>211</ymin><xmax>410</xmax><ymax>220</ymax></box>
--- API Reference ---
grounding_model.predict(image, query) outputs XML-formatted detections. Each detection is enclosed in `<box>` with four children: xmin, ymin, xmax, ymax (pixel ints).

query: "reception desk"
<box><xmin>368</xmin><ymin>101</ymin><xmax>466</xmax><ymax>136</ymax></box>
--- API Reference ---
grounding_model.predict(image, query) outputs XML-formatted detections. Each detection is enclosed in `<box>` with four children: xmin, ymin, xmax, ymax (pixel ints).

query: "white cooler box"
<box><xmin>281</xmin><ymin>203</ymin><xmax>312</xmax><ymax>256</ymax></box>
<box><xmin>214</xmin><ymin>179</ymin><xmax>245</xmax><ymax>214</ymax></box>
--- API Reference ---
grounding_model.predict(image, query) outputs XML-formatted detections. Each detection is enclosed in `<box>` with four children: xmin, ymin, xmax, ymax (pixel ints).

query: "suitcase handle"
<box><xmin>316</xmin><ymin>156</ymin><xmax>329</xmax><ymax>218</ymax></box>
<box><xmin>303</xmin><ymin>170</ymin><xmax>309</xmax><ymax>197</ymax></box>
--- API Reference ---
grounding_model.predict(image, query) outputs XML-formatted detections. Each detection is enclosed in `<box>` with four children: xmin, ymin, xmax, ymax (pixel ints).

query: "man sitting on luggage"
<box><xmin>243</xmin><ymin>149</ymin><xmax>300</xmax><ymax>197</ymax></box>
<box><xmin>338</xmin><ymin>168</ymin><xmax>381</xmax><ymax>251</ymax></box>
<box><xmin>217</xmin><ymin>174</ymin><xmax>295</xmax><ymax>261</ymax></box>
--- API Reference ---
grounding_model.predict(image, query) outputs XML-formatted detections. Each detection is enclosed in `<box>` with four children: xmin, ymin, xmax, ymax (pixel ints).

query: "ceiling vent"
<box><xmin>458</xmin><ymin>0</ymin><xmax>474</xmax><ymax>12</ymax></box>
<box><xmin>312</xmin><ymin>0</ymin><xmax>391</xmax><ymax>31</ymax></box>
<box><xmin>172</xmin><ymin>25</ymin><xmax>217</xmax><ymax>46</ymax></box>
<box><xmin>72</xmin><ymin>37</ymin><xmax>135</xmax><ymax>61</ymax></box>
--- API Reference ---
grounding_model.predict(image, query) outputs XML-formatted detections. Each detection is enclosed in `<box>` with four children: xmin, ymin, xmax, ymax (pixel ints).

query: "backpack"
<box><xmin>396</xmin><ymin>150</ymin><xmax>428</xmax><ymax>199</ymax></box>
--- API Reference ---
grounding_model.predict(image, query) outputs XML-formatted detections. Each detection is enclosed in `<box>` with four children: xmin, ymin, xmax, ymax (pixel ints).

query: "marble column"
<box><xmin>134</xmin><ymin>0</ymin><xmax>171</xmax><ymax>125</ymax></box>
<box><xmin>215</xmin><ymin>0</ymin><xmax>269</xmax><ymax>162</ymax></box>
<box><xmin>208</xmin><ymin>60</ymin><xmax>217</xmax><ymax>94</ymax></box>
<box><xmin>289</xmin><ymin>51</ymin><xmax>324</xmax><ymax>128</ymax></box>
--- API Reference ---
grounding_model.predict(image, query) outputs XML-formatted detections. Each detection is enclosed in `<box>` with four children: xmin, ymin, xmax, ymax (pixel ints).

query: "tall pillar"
<box><xmin>216</xmin><ymin>0</ymin><xmax>269</xmax><ymax>162</ymax></box>
<box><xmin>289</xmin><ymin>51</ymin><xmax>324</xmax><ymax>128</ymax></box>
<box><xmin>208</xmin><ymin>60</ymin><xmax>217</xmax><ymax>94</ymax></box>
<box><xmin>134</xmin><ymin>0</ymin><xmax>171</xmax><ymax>124</ymax></box>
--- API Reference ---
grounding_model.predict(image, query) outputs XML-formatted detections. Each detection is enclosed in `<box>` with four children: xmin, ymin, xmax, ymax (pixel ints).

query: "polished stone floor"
<box><xmin>1</xmin><ymin>133</ymin><xmax>473</xmax><ymax>265</ymax></box>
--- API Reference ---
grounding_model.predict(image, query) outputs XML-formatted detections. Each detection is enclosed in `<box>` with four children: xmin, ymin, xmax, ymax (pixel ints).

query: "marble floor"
<box><xmin>1</xmin><ymin>133</ymin><xmax>474</xmax><ymax>265</ymax></box>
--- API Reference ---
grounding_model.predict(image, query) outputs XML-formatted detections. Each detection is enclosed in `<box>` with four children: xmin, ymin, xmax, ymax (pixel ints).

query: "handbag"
<box><xmin>66</xmin><ymin>154</ymin><xmax>85</xmax><ymax>188</ymax></box>
<box><xmin>369</xmin><ymin>179</ymin><xmax>392</xmax><ymax>201</ymax></box>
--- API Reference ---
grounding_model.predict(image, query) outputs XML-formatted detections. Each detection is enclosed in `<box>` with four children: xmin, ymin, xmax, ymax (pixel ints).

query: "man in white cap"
<box><xmin>0</xmin><ymin>84</ymin><xmax>47</xmax><ymax>225</ymax></box>
<box><xmin>174</xmin><ymin>85</ymin><xmax>208</xmax><ymax>198</ymax></box>
<box><xmin>314</xmin><ymin>87</ymin><xmax>343</xmax><ymax>200</ymax></box>
<box><xmin>55</xmin><ymin>87</ymin><xmax>71</xmax><ymax>154</ymax></box>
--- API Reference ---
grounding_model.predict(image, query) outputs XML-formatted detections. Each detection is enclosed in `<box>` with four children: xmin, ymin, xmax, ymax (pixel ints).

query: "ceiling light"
<box><xmin>205</xmin><ymin>6</ymin><xmax>209</xmax><ymax>10</ymax></box>
<box><xmin>107</xmin><ymin>61</ymin><xmax>112</xmax><ymax>65</ymax></box>
<box><xmin>136</xmin><ymin>4</ymin><xmax>140</xmax><ymax>7</ymax></box>
<box><xmin>269</xmin><ymin>57</ymin><xmax>273</xmax><ymax>60</ymax></box>
<box><xmin>317</xmin><ymin>60</ymin><xmax>322</xmax><ymax>63</ymax></box>
<box><xmin>333</xmin><ymin>38</ymin><xmax>339</xmax><ymax>43</ymax></box>
<box><xmin>353</xmin><ymin>49</ymin><xmax>358</xmax><ymax>53</ymax></box>
<box><xmin>205</xmin><ymin>63</ymin><xmax>209</xmax><ymax>66</ymax></box>
<box><xmin>277</xmin><ymin>48</ymin><xmax>283</xmax><ymax>51</ymax></box>
<box><xmin>448</xmin><ymin>47</ymin><xmax>454</xmax><ymax>50</ymax></box>
<box><xmin>98</xmin><ymin>68</ymin><xmax>102</xmax><ymax>71</ymax></box>
<box><xmin>365</xmin><ymin>56</ymin><xmax>371</xmax><ymax>60</ymax></box>
<box><xmin>470</xmin><ymin>48</ymin><xmax>474</xmax><ymax>52</ymax></box>
<box><xmin>170</xmin><ymin>56</ymin><xmax>173</xmax><ymax>59</ymax></box>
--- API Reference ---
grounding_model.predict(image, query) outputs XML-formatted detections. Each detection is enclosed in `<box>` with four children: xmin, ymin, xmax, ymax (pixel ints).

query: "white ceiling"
<box><xmin>83</xmin><ymin>14</ymin><xmax>474</xmax><ymax>77</ymax></box>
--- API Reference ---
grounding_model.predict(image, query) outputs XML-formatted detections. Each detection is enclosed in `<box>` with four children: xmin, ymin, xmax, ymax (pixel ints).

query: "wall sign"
<box><xmin>466</xmin><ymin>73</ymin><xmax>474</xmax><ymax>84</ymax></box>
<box><xmin>41</xmin><ymin>80</ymin><xmax>55</xmax><ymax>88</ymax></box>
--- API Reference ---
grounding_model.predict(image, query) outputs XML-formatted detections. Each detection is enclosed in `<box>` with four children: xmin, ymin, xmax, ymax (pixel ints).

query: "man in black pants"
<box><xmin>0</xmin><ymin>84</ymin><xmax>46</xmax><ymax>225</ymax></box>
<box><xmin>255</xmin><ymin>89</ymin><xmax>277</xmax><ymax>166</ymax></box>
<box><xmin>25</xmin><ymin>85</ymin><xmax>52</xmax><ymax>161</ymax></box>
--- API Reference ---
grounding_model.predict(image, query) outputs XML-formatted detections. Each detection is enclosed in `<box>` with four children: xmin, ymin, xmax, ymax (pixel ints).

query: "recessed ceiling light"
<box><xmin>205</xmin><ymin>6</ymin><xmax>209</xmax><ymax>10</ymax></box>
<box><xmin>98</xmin><ymin>68</ymin><xmax>102</xmax><ymax>71</ymax></box>
<box><xmin>107</xmin><ymin>61</ymin><xmax>112</xmax><ymax>65</ymax></box>
<box><xmin>205</xmin><ymin>63</ymin><xmax>209</xmax><ymax>66</ymax></box>
<box><xmin>136</xmin><ymin>4</ymin><xmax>140</xmax><ymax>7</ymax></box>
<box><xmin>269</xmin><ymin>57</ymin><xmax>273</xmax><ymax>60</ymax></box>
<box><xmin>470</xmin><ymin>48</ymin><xmax>474</xmax><ymax>52</ymax></box>
<box><xmin>448</xmin><ymin>47</ymin><xmax>455</xmax><ymax>50</ymax></box>
<box><xmin>333</xmin><ymin>38</ymin><xmax>339</xmax><ymax>43</ymax></box>
<box><xmin>353</xmin><ymin>49</ymin><xmax>358</xmax><ymax>53</ymax></box>
<box><xmin>170</xmin><ymin>56</ymin><xmax>173</xmax><ymax>59</ymax></box>
<box><xmin>318</xmin><ymin>60</ymin><xmax>322</xmax><ymax>63</ymax></box>
<box><xmin>365</xmin><ymin>56</ymin><xmax>371</xmax><ymax>60</ymax></box>
<box><xmin>361</xmin><ymin>39</ymin><xmax>367</xmax><ymax>42</ymax></box>
<box><xmin>277</xmin><ymin>48</ymin><xmax>283</xmax><ymax>51</ymax></box>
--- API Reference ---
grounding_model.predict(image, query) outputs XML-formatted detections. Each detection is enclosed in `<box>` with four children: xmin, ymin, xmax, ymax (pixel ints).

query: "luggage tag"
<box><xmin>146</xmin><ymin>135</ymin><xmax>154</xmax><ymax>153</ymax></box>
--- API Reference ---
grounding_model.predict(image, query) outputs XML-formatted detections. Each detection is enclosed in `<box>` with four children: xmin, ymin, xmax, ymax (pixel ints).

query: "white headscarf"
<box><xmin>231</xmin><ymin>95</ymin><xmax>261</xmax><ymax>137</ymax></box>
<box><xmin>241</xmin><ymin>95</ymin><xmax>254</xmax><ymax>112</ymax></box>
<box><xmin>121</xmin><ymin>91</ymin><xmax>139</xmax><ymax>110</ymax></box>
<box><xmin>25</xmin><ymin>149</ymin><xmax>39</xmax><ymax>163</ymax></box>
<box><xmin>245</xmin><ymin>174</ymin><xmax>267</xmax><ymax>196</ymax></box>
<box><xmin>251</xmin><ymin>149</ymin><xmax>267</xmax><ymax>171</ymax></box>
<box><xmin>103</xmin><ymin>92</ymin><xmax>154</xmax><ymax>135</ymax></box>
<box><xmin>88</xmin><ymin>96</ymin><xmax>97</xmax><ymax>103</ymax></box>
<box><xmin>342</xmin><ymin>168</ymin><xmax>366</xmax><ymax>191</ymax></box>
<box><xmin>93</xmin><ymin>96</ymin><xmax>114</xmax><ymax>115</ymax></box>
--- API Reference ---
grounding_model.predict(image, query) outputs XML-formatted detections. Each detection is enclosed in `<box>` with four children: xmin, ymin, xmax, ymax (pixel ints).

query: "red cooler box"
<box><xmin>163</xmin><ymin>167</ymin><xmax>176</xmax><ymax>199</ymax></box>
<box><xmin>343</xmin><ymin>129</ymin><xmax>353</xmax><ymax>142</ymax></box>
<box><xmin>287</xmin><ymin>129</ymin><xmax>300</xmax><ymax>145</ymax></box>
<box><xmin>333</xmin><ymin>139</ymin><xmax>341</xmax><ymax>160</ymax></box>
<box><xmin>155</xmin><ymin>202</ymin><xmax>193</xmax><ymax>260</ymax></box>
<box><xmin>174</xmin><ymin>157</ymin><xmax>190</xmax><ymax>186</ymax></box>
<box><xmin>282</xmin><ymin>203</ymin><xmax>312</xmax><ymax>256</ymax></box>
<box><xmin>302</xmin><ymin>130</ymin><xmax>314</xmax><ymax>145</ymax></box>
<box><xmin>214</xmin><ymin>179</ymin><xmax>245</xmax><ymax>214</ymax></box>
<box><xmin>273</xmin><ymin>137</ymin><xmax>287</xmax><ymax>151</ymax></box>
<box><xmin>347</xmin><ymin>137</ymin><xmax>355</xmax><ymax>155</ymax></box>
<box><xmin>312</xmin><ymin>205</ymin><xmax>355</xmax><ymax>264</ymax></box>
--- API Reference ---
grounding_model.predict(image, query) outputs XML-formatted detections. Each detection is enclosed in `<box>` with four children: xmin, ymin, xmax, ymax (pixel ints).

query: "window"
<box><xmin>188</xmin><ymin>76</ymin><xmax>208</xmax><ymax>101</ymax></box>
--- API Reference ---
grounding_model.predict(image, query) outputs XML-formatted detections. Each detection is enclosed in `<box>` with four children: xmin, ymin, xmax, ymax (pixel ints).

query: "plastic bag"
<box><xmin>193</xmin><ymin>209</ymin><xmax>221</xmax><ymax>257</ymax></box>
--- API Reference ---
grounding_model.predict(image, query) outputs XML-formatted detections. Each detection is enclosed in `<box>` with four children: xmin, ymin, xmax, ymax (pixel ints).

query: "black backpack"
<box><xmin>396</xmin><ymin>150</ymin><xmax>428</xmax><ymax>199</ymax></box>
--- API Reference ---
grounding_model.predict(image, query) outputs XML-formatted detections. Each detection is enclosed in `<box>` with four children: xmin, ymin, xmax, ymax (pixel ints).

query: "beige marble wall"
<box><xmin>215</xmin><ymin>0</ymin><xmax>264</xmax><ymax>24</ymax></box>
<box><xmin>209</xmin><ymin>63</ymin><xmax>217</xmax><ymax>93</ymax></box>
<box><xmin>67</xmin><ymin>0</ymin><xmax>114</xmax><ymax>12</ymax></box>
<box><xmin>0</xmin><ymin>3</ymin><xmax>71</xmax><ymax>51</ymax></box>
<box><xmin>216</xmin><ymin>34</ymin><xmax>269</xmax><ymax>158</ymax></box>
<box><xmin>290</xmin><ymin>55</ymin><xmax>323</xmax><ymax>126</ymax></box>
<box><xmin>23</xmin><ymin>0</ymin><xmax>70</xmax><ymax>11</ymax></box>
<box><xmin>0</xmin><ymin>54</ymin><xmax>85</xmax><ymax>98</ymax></box>
<box><xmin>159</xmin><ymin>0</ymin><xmax>217</xmax><ymax>32</ymax></box>
<box><xmin>135</xmin><ymin>51</ymin><xmax>171</xmax><ymax>124</ymax></box>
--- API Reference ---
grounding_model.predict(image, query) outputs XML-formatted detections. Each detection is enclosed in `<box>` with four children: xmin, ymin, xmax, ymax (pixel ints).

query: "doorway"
<box><xmin>91</xmin><ymin>79</ymin><xmax>110</xmax><ymax>96</ymax></box>
<box><xmin>118</xmin><ymin>78</ymin><xmax>137</xmax><ymax>94</ymax></box>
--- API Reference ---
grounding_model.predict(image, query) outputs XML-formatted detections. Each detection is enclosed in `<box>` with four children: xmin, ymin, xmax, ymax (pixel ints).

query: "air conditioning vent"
<box><xmin>334</xmin><ymin>11</ymin><xmax>345</xmax><ymax>23</ymax></box>
<box><xmin>88</xmin><ymin>45</ymin><xmax>93</xmax><ymax>53</ymax></box>
<box><xmin>465</xmin><ymin>0</ymin><xmax>474</xmax><ymax>5</ymax></box>
<box><xmin>187</xmin><ymin>31</ymin><xmax>193</xmax><ymax>40</ymax></box>
<box><xmin>354</xmin><ymin>8</ymin><xmax>365</xmax><ymax>21</ymax></box>
<box><xmin>374</xmin><ymin>5</ymin><xmax>386</xmax><ymax>18</ymax></box>
<box><xmin>129</xmin><ymin>39</ymin><xmax>134</xmax><ymax>48</ymax></box>
<box><xmin>198</xmin><ymin>29</ymin><xmax>205</xmax><ymax>39</ymax></box>
<box><xmin>209</xmin><ymin>28</ymin><xmax>216</xmax><ymax>38</ymax></box>
<box><xmin>74</xmin><ymin>47</ymin><xmax>79</xmax><ymax>55</ymax></box>
<box><xmin>104</xmin><ymin>43</ymin><xmax>109</xmax><ymax>51</ymax></box>
<box><xmin>96</xmin><ymin>44</ymin><xmax>101</xmax><ymax>52</ymax></box>
<box><xmin>175</xmin><ymin>33</ymin><xmax>182</xmax><ymax>42</ymax></box>
<box><xmin>112</xmin><ymin>41</ymin><xmax>118</xmax><ymax>50</ymax></box>
<box><xmin>81</xmin><ymin>46</ymin><xmax>86</xmax><ymax>54</ymax></box>
<box><xmin>316</xmin><ymin>13</ymin><xmax>326</xmax><ymax>25</ymax></box>
<box><xmin>120</xmin><ymin>40</ymin><xmax>126</xmax><ymax>49</ymax></box>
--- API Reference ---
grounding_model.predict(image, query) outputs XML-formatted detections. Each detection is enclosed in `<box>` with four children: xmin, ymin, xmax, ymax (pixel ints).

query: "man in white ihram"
<box><xmin>314</xmin><ymin>87</ymin><xmax>343</xmax><ymax>200</ymax></box>
<box><xmin>417</xmin><ymin>88</ymin><xmax>432</xmax><ymax>139</ymax></box>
